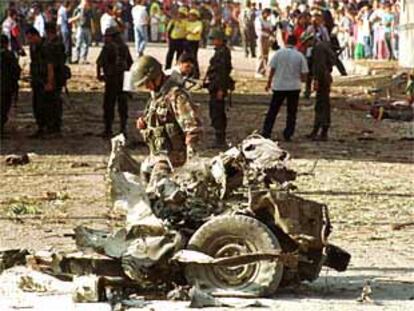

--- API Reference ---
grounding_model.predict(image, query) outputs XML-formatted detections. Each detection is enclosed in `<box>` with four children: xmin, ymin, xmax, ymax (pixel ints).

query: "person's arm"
<box><xmin>266</xmin><ymin>68</ymin><xmax>275</xmax><ymax>92</ymax></box>
<box><xmin>69</xmin><ymin>8</ymin><xmax>81</xmax><ymax>24</ymax></box>
<box><xmin>300</xmin><ymin>54</ymin><xmax>309</xmax><ymax>82</ymax></box>
<box><xmin>96</xmin><ymin>49</ymin><xmax>104</xmax><ymax>81</ymax></box>
<box><xmin>44</xmin><ymin>63</ymin><xmax>55</xmax><ymax>91</ymax></box>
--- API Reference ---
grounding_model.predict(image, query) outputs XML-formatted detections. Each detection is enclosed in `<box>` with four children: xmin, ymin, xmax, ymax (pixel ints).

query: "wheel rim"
<box><xmin>206</xmin><ymin>236</ymin><xmax>260</xmax><ymax>289</ymax></box>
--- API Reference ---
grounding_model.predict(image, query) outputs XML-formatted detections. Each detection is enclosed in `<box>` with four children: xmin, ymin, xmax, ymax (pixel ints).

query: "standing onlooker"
<box><xmin>382</xmin><ymin>2</ymin><xmax>395</xmax><ymax>60</ymax></box>
<box><xmin>100</xmin><ymin>4</ymin><xmax>117</xmax><ymax>36</ymax></box>
<box><xmin>199</xmin><ymin>0</ymin><xmax>213</xmax><ymax>47</ymax></box>
<box><xmin>1</xmin><ymin>34</ymin><xmax>21</xmax><ymax>136</ymax></box>
<box><xmin>2</xmin><ymin>8</ymin><xmax>25</xmax><ymax>56</ymax></box>
<box><xmin>262</xmin><ymin>35</ymin><xmax>308</xmax><ymax>141</ymax></box>
<box><xmin>132</xmin><ymin>0</ymin><xmax>149</xmax><ymax>57</ymax></box>
<box><xmin>57</xmin><ymin>0</ymin><xmax>72</xmax><ymax>62</ymax></box>
<box><xmin>254</xmin><ymin>8</ymin><xmax>272</xmax><ymax>78</ymax></box>
<box><xmin>239</xmin><ymin>0</ymin><xmax>256</xmax><ymax>58</ymax></box>
<box><xmin>293</xmin><ymin>13</ymin><xmax>308</xmax><ymax>54</ymax></box>
<box><xmin>97</xmin><ymin>27</ymin><xmax>133</xmax><ymax>138</ymax></box>
<box><xmin>185</xmin><ymin>9</ymin><xmax>203</xmax><ymax>78</ymax></box>
<box><xmin>120</xmin><ymin>0</ymin><xmax>133</xmax><ymax>42</ymax></box>
<box><xmin>150</xmin><ymin>1</ymin><xmax>161</xmax><ymax>42</ymax></box>
<box><xmin>204</xmin><ymin>29</ymin><xmax>234</xmax><ymax>148</ymax></box>
<box><xmin>303</xmin><ymin>9</ymin><xmax>330</xmax><ymax>98</ymax></box>
<box><xmin>302</xmin><ymin>32</ymin><xmax>336</xmax><ymax>141</ymax></box>
<box><xmin>33</xmin><ymin>4</ymin><xmax>45</xmax><ymax>37</ymax></box>
<box><xmin>26</xmin><ymin>25</ymin><xmax>66</xmax><ymax>137</ymax></box>
<box><xmin>165</xmin><ymin>8</ymin><xmax>187</xmax><ymax>69</ymax></box>
<box><xmin>70</xmin><ymin>0</ymin><xmax>93</xmax><ymax>64</ymax></box>
<box><xmin>357</xmin><ymin>4</ymin><xmax>372</xmax><ymax>59</ymax></box>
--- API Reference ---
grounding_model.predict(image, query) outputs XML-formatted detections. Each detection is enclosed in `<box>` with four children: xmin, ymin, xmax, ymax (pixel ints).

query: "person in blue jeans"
<box><xmin>262</xmin><ymin>35</ymin><xmax>308</xmax><ymax>142</ymax></box>
<box><xmin>132</xmin><ymin>0</ymin><xmax>149</xmax><ymax>57</ymax></box>
<box><xmin>70</xmin><ymin>0</ymin><xmax>93</xmax><ymax>64</ymax></box>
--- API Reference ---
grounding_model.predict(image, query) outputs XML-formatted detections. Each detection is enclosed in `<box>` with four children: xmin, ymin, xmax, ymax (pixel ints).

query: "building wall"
<box><xmin>399</xmin><ymin>0</ymin><xmax>414</xmax><ymax>68</ymax></box>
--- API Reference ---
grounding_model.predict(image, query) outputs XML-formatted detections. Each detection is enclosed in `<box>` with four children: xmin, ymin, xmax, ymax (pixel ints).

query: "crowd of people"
<box><xmin>2</xmin><ymin>1</ymin><xmax>402</xmax><ymax>63</ymax></box>
<box><xmin>1</xmin><ymin>0</ymin><xmax>411</xmax><ymax>148</ymax></box>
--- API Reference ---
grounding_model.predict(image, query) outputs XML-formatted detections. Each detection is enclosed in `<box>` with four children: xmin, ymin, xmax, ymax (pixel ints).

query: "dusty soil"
<box><xmin>0</xmin><ymin>44</ymin><xmax>413</xmax><ymax>310</ymax></box>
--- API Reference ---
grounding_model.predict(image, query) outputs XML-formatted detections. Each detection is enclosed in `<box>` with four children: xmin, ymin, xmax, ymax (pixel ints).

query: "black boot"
<box><xmin>213</xmin><ymin>132</ymin><xmax>226</xmax><ymax>148</ymax></box>
<box><xmin>306</xmin><ymin>126</ymin><xmax>320</xmax><ymax>140</ymax></box>
<box><xmin>319</xmin><ymin>127</ymin><xmax>329</xmax><ymax>141</ymax></box>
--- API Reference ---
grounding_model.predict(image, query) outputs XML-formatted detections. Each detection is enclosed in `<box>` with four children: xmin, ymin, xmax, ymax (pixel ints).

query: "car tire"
<box><xmin>185</xmin><ymin>214</ymin><xmax>283</xmax><ymax>297</ymax></box>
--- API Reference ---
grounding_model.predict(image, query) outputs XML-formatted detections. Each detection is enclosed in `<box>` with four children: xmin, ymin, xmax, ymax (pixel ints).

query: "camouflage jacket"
<box><xmin>141</xmin><ymin>76</ymin><xmax>202</xmax><ymax>167</ymax></box>
<box><xmin>205</xmin><ymin>45</ymin><xmax>234</xmax><ymax>93</ymax></box>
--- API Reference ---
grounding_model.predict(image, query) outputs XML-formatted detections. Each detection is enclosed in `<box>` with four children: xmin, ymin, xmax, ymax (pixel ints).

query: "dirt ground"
<box><xmin>0</xmin><ymin>44</ymin><xmax>413</xmax><ymax>310</ymax></box>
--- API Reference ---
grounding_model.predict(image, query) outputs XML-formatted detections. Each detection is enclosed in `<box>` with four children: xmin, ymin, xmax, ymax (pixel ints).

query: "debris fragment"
<box><xmin>167</xmin><ymin>285</ymin><xmax>190</xmax><ymax>301</ymax></box>
<box><xmin>70</xmin><ymin>162</ymin><xmax>90</xmax><ymax>168</ymax></box>
<box><xmin>391</xmin><ymin>221</ymin><xmax>414</xmax><ymax>231</ymax></box>
<box><xmin>5</xmin><ymin>154</ymin><xmax>30</xmax><ymax>166</ymax></box>
<box><xmin>357</xmin><ymin>280</ymin><xmax>374</xmax><ymax>304</ymax></box>
<box><xmin>72</xmin><ymin>274</ymin><xmax>100</xmax><ymax>303</ymax></box>
<box><xmin>19</xmin><ymin>275</ymin><xmax>48</xmax><ymax>292</ymax></box>
<box><xmin>0</xmin><ymin>249</ymin><xmax>29</xmax><ymax>273</ymax></box>
<box><xmin>189</xmin><ymin>286</ymin><xmax>232</xmax><ymax>308</ymax></box>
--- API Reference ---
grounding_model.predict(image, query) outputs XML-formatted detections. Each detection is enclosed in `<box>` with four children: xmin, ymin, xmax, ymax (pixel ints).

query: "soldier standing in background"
<box><xmin>302</xmin><ymin>32</ymin><xmax>336</xmax><ymax>141</ymax></box>
<box><xmin>26</xmin><ymin>24</ymin><xmax>66</xmax><ymax>138</ymax></box>
<box><xmin>1</xmin><ymin>34</ymin><xmax>21</xmax><ymax>136</ymax></box>
<box><xmin>132</xmin><ymin>56</ymin><xmax>202</xmax><ymax>184</ymax></box>
<box><xmin>239</xmin><ymin>0</ymin><xmax>256</xmax><ymax>58</ymax></box>
<box><xmin>97</xmin><ymin>27</ymin><xmax>133</xmax><ymax>138</ymax></box>
<box><xmin>204</xmin><ymin>29</ymin><xmax>234</xmax><ymax>148</ymax></box>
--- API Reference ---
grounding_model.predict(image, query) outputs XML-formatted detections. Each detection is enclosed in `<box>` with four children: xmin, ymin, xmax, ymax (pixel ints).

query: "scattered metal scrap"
<box><xmin>0</xmin><ymin>134</ymin><xmax>351</xmax><ymax>304</ymax></box>
<box><xmin>5</xmin><ymin>154</ymin><xmax>30</xmax><ymax>166</ymax></box>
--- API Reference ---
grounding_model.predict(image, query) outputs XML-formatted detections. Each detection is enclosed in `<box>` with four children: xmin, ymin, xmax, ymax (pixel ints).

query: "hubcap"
<box><xmin>210</xmin><ymin>239</ymin><xmax>258</xmax><ymax>288</ymax></box>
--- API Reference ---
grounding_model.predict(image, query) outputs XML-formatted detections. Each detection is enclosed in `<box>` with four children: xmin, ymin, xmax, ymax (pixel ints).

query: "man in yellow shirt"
<box><xmin>165</xmin><ymin>7</ymin><xmax>188</xmax><ymax>69</ymax></box>
<box><xmin>184</xmin><ymin>9</ymin><xmax>203</xmax><ymax>78</ymax></box>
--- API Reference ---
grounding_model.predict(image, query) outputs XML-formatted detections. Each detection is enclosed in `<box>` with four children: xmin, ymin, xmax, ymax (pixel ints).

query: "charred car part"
<box><xmin>72</xmin><ymin>134</ymin><xmax>350</xmax><ymax>297</ymax></box>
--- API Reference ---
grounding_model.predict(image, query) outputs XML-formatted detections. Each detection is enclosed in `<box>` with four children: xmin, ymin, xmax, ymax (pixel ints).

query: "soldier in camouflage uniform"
<box><xmin>26</xmin><ymin>24</ymin><xmax>66</xmax><ymax>138</ymax></box>
<box><xmin>97</xmin><ymin>27</ymin><xmax>133</xmax><ymax>138</ymax></box>
<box><xmin>204</xmin><ymin>29</ymin><xmax>234</xmax><ymax>147</ymax></box>
<box><xmin>132</xmin><ymin>56</ymin><xmax>202</xmax><ymax>182</ymax></box>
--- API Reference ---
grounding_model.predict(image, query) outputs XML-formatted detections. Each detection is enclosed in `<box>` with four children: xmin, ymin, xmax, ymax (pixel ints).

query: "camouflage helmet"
<box><xmin>209</xmin><ymin>28</ymin><xmax>225</xmax><ymax>41</ymax></box>
<box><xmin>130</xmin><ymin>56</ymin><xmax>163</xmax><ymax>87</ymax></box>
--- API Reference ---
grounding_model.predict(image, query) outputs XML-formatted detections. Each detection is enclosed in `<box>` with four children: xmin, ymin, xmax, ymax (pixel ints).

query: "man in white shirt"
<box><xmin>254</xmin><ymin>8</ymin><xmax>272</xmax><ymax>78</ymax></box>
<box><xmin>100</xmin><ymin>4</ymin><xmax>117</xmax><ymax>36</ymax></box>
<box><xmin>262</xmin><ymin>35</ymin><xmax>308</xmax><ymax>141</ymax></box>
<box><xmin>57</xmin><ymin>1</ymin><xmax>72</xmax><ymax>61</ymax></box>
<box><xmin>33</xmin><ymin>5</ymin><xmax>45</xmax><ymax>37</ymax></box>
<box><xmin>132</xmin><ymin>0</ymin><xmax>149</xmax><ymax>57</ymax></box>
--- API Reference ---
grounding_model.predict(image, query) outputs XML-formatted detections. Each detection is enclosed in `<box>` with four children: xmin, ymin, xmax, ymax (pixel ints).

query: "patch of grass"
<box><xmin>6</xmin><ymin>199</ymin><xmax>43</xmax><ymax>217</ymax></box>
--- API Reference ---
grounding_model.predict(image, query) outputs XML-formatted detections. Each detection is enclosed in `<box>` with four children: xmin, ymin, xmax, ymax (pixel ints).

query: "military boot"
<box><xmin>306</xmin><ymin>126</ymin><xmax>320</xmax><ymax>141</ymax></box>
<box><xmin>319</xmin><ymin>127</ymin><xmax>329</xmax><ymax>141</ymax></box>
<box><xmin>212</xmin><ymin>132</ymin><xmax>226</xmax><ymax>149</ymax></box>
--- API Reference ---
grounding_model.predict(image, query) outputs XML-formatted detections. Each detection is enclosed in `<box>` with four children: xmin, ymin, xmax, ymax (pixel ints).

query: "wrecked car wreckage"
<box><xmin>50</xmin><ymin>134</ymin><xmax>351</xmax><ymax>298</ymax></box>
